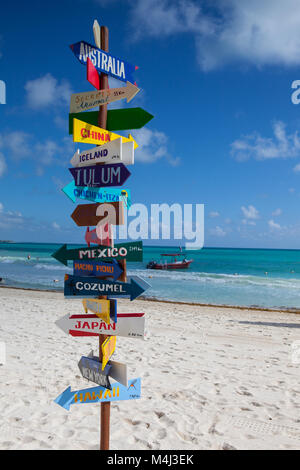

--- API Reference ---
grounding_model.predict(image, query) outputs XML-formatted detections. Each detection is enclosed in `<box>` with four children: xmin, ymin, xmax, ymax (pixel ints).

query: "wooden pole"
<box><xmin>97</xmin><ymin>25</ymin><xmax>111</xmax><ymax>451</ymax></box>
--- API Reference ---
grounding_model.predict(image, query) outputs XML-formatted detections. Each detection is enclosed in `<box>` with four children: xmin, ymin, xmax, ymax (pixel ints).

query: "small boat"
<box><xmin>146</xmin><ymin>252</ymin><xmax>193</xmax><ymax>270</ymax></box>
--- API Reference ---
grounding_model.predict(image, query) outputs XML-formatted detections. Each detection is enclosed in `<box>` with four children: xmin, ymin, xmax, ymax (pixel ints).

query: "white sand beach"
<box><xmin>0</xmin><ymin>286</ymin><xmax>300</xmax><ymax>450</ymax></box>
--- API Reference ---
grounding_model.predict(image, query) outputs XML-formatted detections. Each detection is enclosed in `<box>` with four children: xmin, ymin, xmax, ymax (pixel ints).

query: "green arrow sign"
<box><xmin>52</xmin><ymin>241</ymin><xmax>143</xmax><ymax>266</ymax></box>
<box><xmin>69</xmin><ymin>108</ymin><xmax>154</xmax><ymax>134</ymax></box>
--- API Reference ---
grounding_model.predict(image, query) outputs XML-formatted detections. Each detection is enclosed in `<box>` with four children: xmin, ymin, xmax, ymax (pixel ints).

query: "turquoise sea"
<box><xmin>0</xmin><ymin>242</ymin><xmax>300</xmax><ymax>310</ymax></box>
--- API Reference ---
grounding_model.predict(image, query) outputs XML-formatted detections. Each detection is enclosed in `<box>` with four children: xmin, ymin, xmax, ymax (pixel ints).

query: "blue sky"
<box><xmin>1</xmin><ymin>0</ymin><xmax>300</xmax><ymax>248</ymax></box>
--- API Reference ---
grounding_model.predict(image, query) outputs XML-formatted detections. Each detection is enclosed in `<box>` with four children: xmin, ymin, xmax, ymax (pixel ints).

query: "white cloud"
<box><xmin>52</xmin><ymin>222</ymin><xmax>60</xmax><ymax>230</ymax></box>
<box><xmin>0</xmin><ymin>130</ymin><xmax>75</xmax><ymax>171</ymax></box>
<box><xmin>293</xmin><ymin>163</ymin><xmax>300</xmax><ymax>172</ymax></box>
<box><xmin>231</xmin><ymin>121</ymin><xmax>300</xmax><ymax>162</ymax></box>
<box><xmin>0</xmin><ymin>202</ymin><xmax>3</xmax><ymax>212</ymax></box>
<box><xmin>133</xmin><ymin>127</ymin><xmax>180</xmax><ymax>165</ymax></box>
<box><xmin>241</xmin><ymin>205</ymin><xmax>259</xmax><ymax>220</ymax></box>
<box><xmin>272</xmin><ymin>208</ymin><xmax>282</xmax><ymax>217</ymax></box>
<box><xmin>129</xmin><ymin>0</ymin><xmax>300</xmax><ymax>71</ymax></box>
<box><xmin>268</xmin><ymin>219</ymin><xmax>281</xmax><ymax>230</ymax></box>
<box><xmin>25</xmin><ymin>74</ymin><xmax>72</xmax><ymax>109</ymax></box>
<box><xmin>0</xmin><ymin>152</ymin><xmax>6</xmax><ymax>176</ymax></box>
<box><xmin>289</xmin><ymin>187</ymin><xmax>296</xmax><ymax>193</ymax></box>
<box><xmin>210</xmin><ymin>225</ymin><xmax>226</xmax><ymax>237</ymax></box>
<box><xmin>209</xmin><ymin>211</ymin><xmax>220</xmax><ymax>218</ymax></box>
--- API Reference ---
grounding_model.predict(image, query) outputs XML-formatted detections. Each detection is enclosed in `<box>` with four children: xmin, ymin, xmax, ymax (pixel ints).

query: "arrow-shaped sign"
<box><xmin>78</xmin><ymin>355</ymin><xmax>112</xmax><ymax>389</ymax></box>
<box><xmin>102</xmin><ymin>336</ymin><xmax>116</xmax><ymax>370</ymax></box>
<box><xmin>70</xmin><ymin>140</ymin><xmax>134</xmax><ymax>168</ymax></box>
<box><xmin>54</xmin><ymin>378</ymin><xmax>141</xmax><ymax>410</ymax></box>
<box><xmin>70</xmin><ymin>82</ymin><xmax>139</xmax><ymax>113</ymax></box>
<box><xmin>62</xmin><ymin>181</ymin><xmax>131</xmax><ymax>206</ymax></box>
<box><xmin>70</xmin><ymin>41</ymin><xmax>137</xmax><ymax>84</ymax></box>
<box><xmin>69</xmin><ymin>108</ymin><xmax>154</xmax><ymax>134</ymax></box>
<box><xmin>87</xmin><ymin>57</ymin><xmax>100</xmax><ymax>90</ymax></box>
<box><xmin>74</xmin><ymin>259</ymin><xmax>123</xmax><ymax>281</ymax></box>
<box><xmin>64</xmin><ymin>274</ymin><xmax>150</xmax><ymax>300</ymax></box>
<box><xmin>71</xmin><ymin>201</ymin><xmax>124</xmax><ymax>227</ymax></box>
<box><xmin>73</xmin><ymin>118</ymin><xmax>138</xmax><ymax>149</ymax></box>
<box><xmin>69</xmin><ymin>162</ymin><xmax>131</xmax><ymax>188</ymax></box>
<box><xmin>85</xmin><ymin>226</ymin><xmax>113</xmax><ymax>247</ymax></box>
<box><xmin>55</xmin><ymin>312</ymin><xmax>145</xmax><ymax>339</ymax></box>
<box><xmin>82</xmin><ymin>298</ymin><xmax>117</xmax><ymax>324</ymax></box>
<box><xmin>79</xmin><ymin>352</ymin><xmax>127</xmax><ymax>387</ymax></box>
<box><xmin>51</xmin><ymin>241</ymin><xmax>143</xmax><ymax>266</ymax></box>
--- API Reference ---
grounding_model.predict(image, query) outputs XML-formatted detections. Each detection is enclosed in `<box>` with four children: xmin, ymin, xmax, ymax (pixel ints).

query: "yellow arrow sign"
<box><xmin>73</xmin><ymin>118</ymin><xmax>138</xmax><ymax>149</ymax></box>
<box><xmin>82</xmin><ymin>298</ymin><xmax>111</xmax><ymax>324</ymax></box>
<box><xmin>102</xmin><ymin>336</ymin><xmax>116</xmax><ymax>370</ymax></box>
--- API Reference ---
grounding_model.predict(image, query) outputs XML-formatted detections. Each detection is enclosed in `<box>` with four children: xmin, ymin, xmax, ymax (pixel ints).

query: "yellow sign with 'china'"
<box><xmin>102</xmin><ymin>336</ymin><xmax>116</xmax><ymax>370</ymax></box>
<box><xmin>73</xmin><ymin>118</ymin><xmax>138</xmax><ymax>149</ymax></box>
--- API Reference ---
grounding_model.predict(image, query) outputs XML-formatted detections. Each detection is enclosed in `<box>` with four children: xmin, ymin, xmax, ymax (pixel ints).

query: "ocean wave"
<box><xmin>34</xmin><ymin>263</ymin><xmax>72</xmax><ymax>271</ymax></box>
<box><xmin>128</xmin><ymin>268</ymin><xmax>300</xmax><ymax>290</ymax></box>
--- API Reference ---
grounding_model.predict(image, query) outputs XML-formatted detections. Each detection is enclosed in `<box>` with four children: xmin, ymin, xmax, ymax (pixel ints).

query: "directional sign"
<box><xmin>78</xmin><ymin>355</ymin><xmax>112</xmax><ymax>389</ymax></box>
<box><xmin>70</xmin><ymin>41</ymin><xmax>137</xmax><ymax>84</ymax></box>
<box><xmin>93</xmin><ymin>20</ymin><xmax>101</xmax><ymax>49</ymax></box>
<box><xmin>64</xmin><ymin>274</ymin><xmax>150</xmax><ymax>301</ymax></box>
<box><xmin>62</xmin><ymin>182</ymin><xmax>131</xmax><ymax>207</ymax></box>
<box><xmin>80</xmin><ymin>352</ymin><xmax>127</xmax><ymax>387</ymax></box>
<box><xmin>52</xmin><ymin>241</ymin><xmax>143</xmax><ymax>266</ymax></box>
<box><xmin>73</xmin><ymin>118</ymin><xmax>138</xmax><ymax>149</ymax></box>
<box><xmin>85</xmin><ymin>226</ymin><xmax>113</xmax><ymax>248</ymax></box>
<box><xmin>54</xmin><ymin>378</ymin><xmax>141</xmax><ymax>410</ymax></box>
<box><xmin>82</xmin><ymin>298</ymin><xmax>117</xmax><ymax>324</ymax></box>
<box><xmin>55</xmin><ymin>313</ymin><xmax>145</xmax><ymax>339</ymax></box>
<box><xmin>71</xmin><ymin>201</ymin><xmax>124</xmax><ymax>227</ymax></box>
<box><xmin>74</xmin><ymin>259</ymin><xmax>123</xmax><ymax>281</ymax></box>
<box><xmin>69</xmin><ymin>108</ymin><xmax>154</xmax><ymax>134</ymax></box>
<box><xmin>87</xmin><ymin>57</ymin><xmax>100</xmax><ymax>90</ymax></box>
<box><xmin>70</xmin><ymin>82</ymin><xmax>139</xmax><ymax>113</ymax></box>
<box><xmin>69</xmin><ymin>162</ymin><xmax>131</xmax><ymax>188</ymax></box>
<box><xmin>102</xmin><ymin>336</ymin><xmax>116</xmax><ymax>370</ymax></box>
<box><xmin>70</xmin><ymin>140</ymin><xmax>134</xmax><ymax>167</ymax></box>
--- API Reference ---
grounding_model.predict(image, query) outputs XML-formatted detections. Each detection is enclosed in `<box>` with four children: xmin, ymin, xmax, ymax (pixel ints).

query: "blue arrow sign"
<box><xmin>70</xmin><ymin>41</ymin><xmax>137</xmax><ymax>84</ymax></box>
<box><xmin>62</xmin><ymin>181</ymin><xmax>131</xmax><ymax>207</ymax></box>
<box><xmin>69</xmin><ymin>163</ymin><xmax>131</xmax><ymax>188</ymax></box>
<box><xmin>54</xmin><ymin>378</ymin><xmax>141</xmax><ymax>410</ymax></box>
<box><xmin>73</xmin><ymin>259</ymin><xmax>123</xmax><ymax>281</ymax></box>
<box><xmin>64</xmin><ymin>274</ymin><xmax>150</xmax><ymax>301</ymax></box>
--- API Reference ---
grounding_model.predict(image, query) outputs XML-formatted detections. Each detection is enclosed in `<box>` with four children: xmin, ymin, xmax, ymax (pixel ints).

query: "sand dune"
<box><xmin>0</xmin><ymin>287</ymin><xmax>299</xmax><ymax>450</ymax></box>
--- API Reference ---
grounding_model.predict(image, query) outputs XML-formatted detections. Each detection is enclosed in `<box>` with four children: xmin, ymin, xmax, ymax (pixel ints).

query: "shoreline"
<box><xmin>1</xmin><ymin>284</ymin><xmax>299</xmax><ymax>314</ymax></box>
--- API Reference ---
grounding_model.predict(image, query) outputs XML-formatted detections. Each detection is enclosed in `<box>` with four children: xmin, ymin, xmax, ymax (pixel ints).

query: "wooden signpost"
<box><xmin>53</xmin><ymin>20</ymin><xmax>153</xmax><ymax>451</ymax></box>
<box><xmin>70</xmin><ymin>81</ymin><xmax>139</xmax><ymax>113</ymax></box>
<box><xmin>69</xmin><ymin>107</ymin><xmax>154</xmax><ymax>134</ymax></box>
<box><xmin>73</xmin><ymin>118</ymin><xmax>138</xmax><ymax>148</ymax></box>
